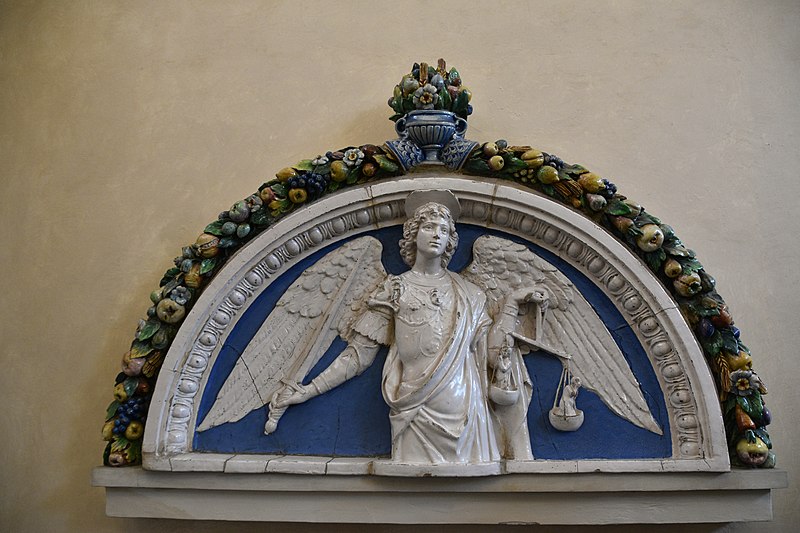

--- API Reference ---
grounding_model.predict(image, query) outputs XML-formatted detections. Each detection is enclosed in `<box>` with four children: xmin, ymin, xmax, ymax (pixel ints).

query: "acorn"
<box><xmin>536</xmin><ymin>165</ymin><xmax>559</xmax><ymax>184</ymax></box>
<box><xmin>664</xmin><ymin>258</ymin><xmax>683</xmax><ymax>278</ymax></box>
<box><xmin>636</xmin><ymin>224</ymin><xmax>665</xmax><ymax>252</ymax></box>
<box><xmin>195</xmin><ymin>233</ymin><xmax>220</xmax><ymax>258</ymax></box>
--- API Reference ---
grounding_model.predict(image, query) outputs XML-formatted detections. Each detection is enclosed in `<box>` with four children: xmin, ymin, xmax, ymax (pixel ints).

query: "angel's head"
<box><xmin>400</xmin><ymin>202</ymin><xmax>459</xmax><ymax>267</ymax></box>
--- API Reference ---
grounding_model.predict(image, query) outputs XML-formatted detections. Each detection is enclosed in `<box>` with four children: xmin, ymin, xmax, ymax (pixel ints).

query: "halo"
<box><xmin>404</xmin><ymin>189</ymin><xmax>461</xmax><ymax>221</ymax></box>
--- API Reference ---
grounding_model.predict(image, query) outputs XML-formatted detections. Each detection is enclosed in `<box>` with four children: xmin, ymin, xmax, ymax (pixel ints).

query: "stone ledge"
<box><xmin>92</xmin><ymin>467</ymin><xmax>787</xmax><ymax>524</ymax></box>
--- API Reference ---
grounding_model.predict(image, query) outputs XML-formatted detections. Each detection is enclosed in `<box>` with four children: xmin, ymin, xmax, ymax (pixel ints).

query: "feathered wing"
<box><xmin>197</xmin><ymin>236</ymin><xmax>387</xmax><ymax>432</ymax></box>
<box><xmin>461</xmin><ymin>235</ymin><xmax>662</xmax><ymax>435</ymax></box>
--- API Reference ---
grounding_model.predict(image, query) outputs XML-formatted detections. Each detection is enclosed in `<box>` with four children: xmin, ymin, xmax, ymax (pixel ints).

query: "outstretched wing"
<box><xmin>461</xmin><ymin>235</ymin><xmax>662</xmax><ymax>435</ymax></box>
<box><xmin>197</xmin><ymin>237</ymin><xmax>387</xmax><ymax>432</ymax></box>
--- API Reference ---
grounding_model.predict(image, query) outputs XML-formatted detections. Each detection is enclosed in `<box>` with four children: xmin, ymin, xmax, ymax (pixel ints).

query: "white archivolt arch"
<box><xmin>144</xmin><ymin>173</ymin><xmax>728</xmax><ymax>474</ymax></box>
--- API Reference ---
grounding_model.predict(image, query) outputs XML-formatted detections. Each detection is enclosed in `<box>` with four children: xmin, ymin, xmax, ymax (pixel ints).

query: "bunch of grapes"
<box><xmin>287</xmin><ymin>172</ymin><xmax>329</xmax><ymax>201</ymax></box>
<box><xmin>543</xmin><ymin>153</ymin><xmax>564</xmax><ymax>170</ymax></box>
<box><xmin>112</xmin><ymin>397</ymin><xmax>147</xmax><ymax>436</ymax></box>
<box><xmin>600</xmin><ymin>179</ymin><xmax>618</xmax><ymax>199</ymax></box>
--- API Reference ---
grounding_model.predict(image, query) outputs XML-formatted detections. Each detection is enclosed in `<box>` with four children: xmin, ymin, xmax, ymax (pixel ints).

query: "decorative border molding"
<box><xmin>143</xmin><ymin>175</ymin><xmax>727</xmax><ymax>473</ymax></box>
<box><xmin>92</xmin><ymin>466</ymin><xmax>788</xmax><ymax>524</ymax></box>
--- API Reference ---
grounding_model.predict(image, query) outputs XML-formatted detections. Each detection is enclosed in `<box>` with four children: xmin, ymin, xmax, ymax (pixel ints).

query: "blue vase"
<box><xmin>395</xmin><ymin>110</ymin><xmax>467</xmax><ymax>163</ymax></box>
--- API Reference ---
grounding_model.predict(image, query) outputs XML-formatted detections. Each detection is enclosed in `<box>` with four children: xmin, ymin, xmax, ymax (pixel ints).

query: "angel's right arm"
<box><xmin>306</xmin><ymin>333</ymin><xmax>381</xmax><ymax>396</ymax></box>
<box><xmin>278</xmin><ymin>279</ymin><xmax>394</xmax><ymax>405</ymax></box>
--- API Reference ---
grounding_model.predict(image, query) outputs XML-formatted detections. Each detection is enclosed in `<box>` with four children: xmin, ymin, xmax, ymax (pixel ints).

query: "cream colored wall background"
<box><xmin>1</xmin><ymin>1</ymin><xmax>798</xmax><ymax>531</ymax></box>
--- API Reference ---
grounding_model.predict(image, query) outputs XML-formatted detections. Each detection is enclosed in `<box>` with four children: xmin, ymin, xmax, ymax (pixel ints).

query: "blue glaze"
<box><xmin>194</xmin><ymin>224</ymin><xmax>670</xmax><ymax>458</ymax></box>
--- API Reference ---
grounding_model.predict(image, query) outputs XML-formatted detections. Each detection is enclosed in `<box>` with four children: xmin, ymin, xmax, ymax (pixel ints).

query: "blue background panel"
<box><xmin>194</xmin><ymin>225</ymin><xmax>671</xmax><ymax>459</ymax></box>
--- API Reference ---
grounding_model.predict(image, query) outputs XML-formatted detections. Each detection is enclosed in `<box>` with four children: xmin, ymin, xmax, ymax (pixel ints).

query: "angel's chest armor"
<box><xmin>393</xmin><ymin>274</ymin><xmax>456</xmax><ymax>360</ymax></box>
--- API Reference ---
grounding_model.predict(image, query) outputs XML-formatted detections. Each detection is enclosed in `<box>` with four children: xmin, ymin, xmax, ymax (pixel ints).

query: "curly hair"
<box><xmin>399</xmin><ymin>202</ymin><xmax>459</xmax><ymax>267</ymax></box>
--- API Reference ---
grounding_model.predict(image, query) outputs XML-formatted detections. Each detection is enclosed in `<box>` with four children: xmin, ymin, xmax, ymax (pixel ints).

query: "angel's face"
<box><xmin>416</xmin><ymin>215</ymin><xmax>450</xmax><ymax>260</ymax></box>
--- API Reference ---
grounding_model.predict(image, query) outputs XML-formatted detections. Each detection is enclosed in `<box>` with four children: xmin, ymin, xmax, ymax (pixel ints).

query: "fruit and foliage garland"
<box><xmin>101</xmin><ymin>145</ymin><xmax>404</xmax><ymax>466</ymax></box>
<box><xmin>102</xmin><ymin>60</ymin><xmax>774</xmax><ymax>469</ymax></box>
<box><xmin>458</xmin><ymin>140</ymin><xmax>774</xmax><ymax>468</ymax></box>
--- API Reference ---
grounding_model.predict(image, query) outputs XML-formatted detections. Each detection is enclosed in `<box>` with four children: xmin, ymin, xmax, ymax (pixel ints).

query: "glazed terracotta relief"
<box><xmin>102</xmin><ymin>61</ymin><xmax>774</xmax><ymax>473</ymax></box>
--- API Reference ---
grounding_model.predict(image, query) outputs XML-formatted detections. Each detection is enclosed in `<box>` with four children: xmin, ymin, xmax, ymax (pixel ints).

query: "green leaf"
<box><xmin>753</xmin><ymin>427</ymin><xmax>772</xmax><ymax>449</ymax></box>
<box><xmin>439</xmin><ymin>87</ymin><xmax>452</xmax><ymax>110</ymax></box>
<box><xmin>106</xmin><ymin>400</ymin><xmax>121</xmax><ymax>421</ymax></box>
<box><xmin>699</xmin><ymin>330</ymin><xmax>723</xmax><ymax>356</ymax></box>
<box><xmin>719</xmin><ymin>328</ymin><xmax>739</xmax><ymax>354</ymax></box>
<box><xmin>314</xmin><ymin>163</ymin><xmax>331</xmax><ymax>175</ymax></box>
<box><xmin>162</xmin><ymin>276</ymin><xmax>181</xmax><ymax>296</ymax></box>
<box><xmin>200</xmin><ymin>257</ymin><xmax>217</xmax><ymax>275</ymax></box>
<box><xmin>111</xmin><ymin>436</ymin><xmax>130</xmax><ymax>453</ymax></box>
<box><xmin>293</xmin><ymin>159</ymin><xmax>313</xmax><ymax>171</ymax></box>
<box><xmin>389</xmin><ymin>113</ymin><xmax>404</xmax><ymax>122</ymax></box>
<box><xmin>373</xmin><ymin>154</ymin><xmax>400</xmax><ymax>174</ymax></box>
<box><xmin>401</xmin><ymin>97</ymin><xmax>415</xmax><ymax>113</ymax></box>
<box><xmin>663</xmin><ymin>242</ymin><xmax>692</xmax><ymax>257</ymax></box>
<box><xmin>126</xmin><ymin>439</ymin><xmax>143</xmax><ymax>463</ymax></box>
<box><xmin>129</xmin><ymin>339</ymin><xmax>154</xmax><ymax>359</ymax></box>
<box><xmin>328</xmin><ymin>182</ymin><xmax>340</xmax><ymax>193</ymax></box>
<box><xmin>723</xmin><ymin>396</ymin><xmax>737</xmax><ymax>415</ymax></box>
<box><xmin>136</xmin><ymin>319</ymin><xmax>161</xmax><ymax>341</ymax></box>
<box><xmin>204</xmin><ymin>220</ymin><xmax>226</xmax><ymax>236</ymax></box>
<box><xmin>644</xmin><ymin>249</ymin><xmax>666</xmax><ymax>271</ymax></box>
<box><xmin>250</xmin><ymin>208</ymin><xmax>270</xmax><ymax>226</ymax></box>
<box><xmin>606</xmin><ymin>199</ymin><xmax>632</xmax><ymax>216</ymax></box>
<box><xmin>123</xmin><ymin>377</ymin><xmax>138</xmax><ymax>397</ymax></box>
<box><xmin>159</xmin><ymin>268</ymin><xmax>181</xmax><ymax>287</ymax></box>
<box><xmin>678</xmin><ymin>256</ymin><xmax>704</xmax><ymax>274</ymax></box>
<box><xmin>345</xmin><ymin>167</ymin><xmax>360</xmax><ymax>184</ymax></box>
<box><xmin>747</xmin><ymin>391</ymin><xmax>764</xmax><ymax>417</ymax></box>
<box><xmin>502</xmin><ymin>156</ymin><xmax>527</xmax><ymax>173</ymax></box>
<box><xmin>542</xmin><ymin>184</ymin><xmax>555</xmax><ymax>197</ymax></box>
<box><xmin>454</xmin><ymin>91</ymin><xmax>469</xmax><ymax>115</ymax></box>
<box><xmin>737</xmin><ymin>395</ymin><xmax>753</xmax><ymax>415</ymax></box>
<box><xmin>271</xmin><ymin>183</ymin><xmax>287</xmax><ymax>197</ymax></box>
<box><xmin>463</xmin><ymin>158</ymin><xmax>490</xmax><ymax>174</ymax></box>
<box><xmin>563</xmin><ymin>164</ymin><xmax>588</xmax><ymax>176</ymax></box>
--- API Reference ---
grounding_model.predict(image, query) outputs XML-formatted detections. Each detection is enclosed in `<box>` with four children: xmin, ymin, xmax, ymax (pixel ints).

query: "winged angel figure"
<box><xmin>198</xmin><ymin>191</ymin><xmax>661</xmax><ymax>464</ymax></box>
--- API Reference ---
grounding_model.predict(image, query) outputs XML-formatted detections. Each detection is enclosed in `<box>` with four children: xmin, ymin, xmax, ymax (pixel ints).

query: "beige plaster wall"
<box><xmin>1</xmin><ymin>1</ymin><xmax>798</xmax><ymax>531</ymax></box>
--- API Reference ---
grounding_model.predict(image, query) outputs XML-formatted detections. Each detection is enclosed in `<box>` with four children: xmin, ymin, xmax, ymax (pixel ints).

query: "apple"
<box><xmin>125</xmin><ymin>421</ymin><xmax>144</xmax><ymax>441</ymax></box>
